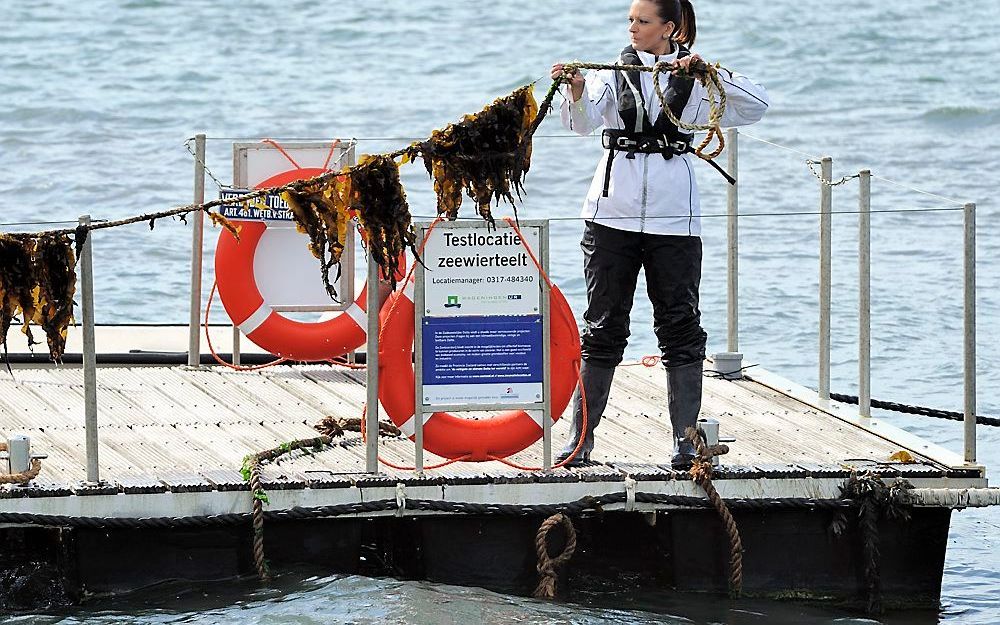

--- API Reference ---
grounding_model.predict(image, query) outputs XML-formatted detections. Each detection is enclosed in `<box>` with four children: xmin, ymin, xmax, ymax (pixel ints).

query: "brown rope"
<box><xmin>18</xmin><ymin>149</ymin><xmax>410</xmax><ymax>239</ymax></box>
<box><xmin>555</xmin><ymin>60</ymin><xmax>729</xmax><ymax>163</ymax></box>
<box><xmin>533</xmin><ymin>513</ymin><xmax>577</xmax><ymax>599</ymax></box>
<box><xmin>242</xmin><ymin>435</ymin><xmax>335</xmax><ymax>582</ymax></box>
<box><xmin>248</xmin><ymin>455</ymin><xmax>270</xmax><ymax>582</ymax></box>
<box><xmin>314</xmin><ymin>416</ymin><xmax>402</xmax><ymax>439</ymax></box>
<box><xmin>0</xmin><ymin>442</ymin><xmax>42</xmax><ymax>485</ymax></box>
<box><xmin>13</xmin><ymin>59</ymin><xmax>726</xmax><ymax>242</ymax></box>
<box><xmin>684</xmin><ymin>426</ymin><xmax>743</xmax><ymax>598</ymax></box>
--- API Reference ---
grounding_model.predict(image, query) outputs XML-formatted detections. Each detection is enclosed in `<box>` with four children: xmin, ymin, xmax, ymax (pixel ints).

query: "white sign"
<box><xmin>422</xmin><ymin>224</ymin><xmax>541</xmax><ymax>317</ymax></box>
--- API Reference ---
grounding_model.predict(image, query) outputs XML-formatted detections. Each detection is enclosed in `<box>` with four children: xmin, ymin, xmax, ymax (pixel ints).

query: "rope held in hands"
<box><xmin>530</xmin><ymin>59</ymin><xmax>729</xmax><ymax>165</ymax></box>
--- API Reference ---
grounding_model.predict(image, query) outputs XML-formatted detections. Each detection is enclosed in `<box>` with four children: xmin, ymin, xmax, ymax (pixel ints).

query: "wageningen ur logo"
<box><xmin>444</xmin><ymin>295</ymin><xmax>462</xmax><ymax>308</ymax></box>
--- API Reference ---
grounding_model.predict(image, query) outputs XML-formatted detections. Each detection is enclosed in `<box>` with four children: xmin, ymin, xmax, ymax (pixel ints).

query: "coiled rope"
<box><xmin>533</xmin><ymin>513</ymin><xmax>577</xmax><ymax>599</ymax></box>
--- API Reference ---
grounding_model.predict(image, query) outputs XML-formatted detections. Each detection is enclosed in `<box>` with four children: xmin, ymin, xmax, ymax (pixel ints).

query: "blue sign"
<box><xmin>422</xmin><ymin>315</ymin><xmax>543</xmax><ymax>387</ymax></box>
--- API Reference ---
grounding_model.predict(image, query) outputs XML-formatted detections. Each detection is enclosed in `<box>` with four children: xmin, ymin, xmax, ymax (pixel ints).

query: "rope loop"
<box><xmin>533</xmin><ymin>512</ymin><xmax>577</xmax><ymax>599</ymax></box>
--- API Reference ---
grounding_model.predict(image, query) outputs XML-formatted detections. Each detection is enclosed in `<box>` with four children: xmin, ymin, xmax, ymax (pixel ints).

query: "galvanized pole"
<box><xmin>79</xmin><ymin>215</ymin><xmax>100</xmax><ymax>483</ymax></box>
<box><xmin>188</xmin><ymin>134</ymin><xmax>207</xmax><ymax>367</ymax></box>
<box><xmin>726</xmin><ymin>128</ymin><xmax>739</xmax><ymax>353</ymax></box>
<box><xmin>858</xmin><ymin>171</ymin><xmax>872</xmax><ymax>418</ymax></box>
<box><xmin>541</xmin><ymin>223</ymin><xmax>552</xmax><ymax>470</ymax></box>
<box><xmin>232</xmin><ymin>327</ymin><xmax>241</xmax><ymax>367</ymax></box>
<box><xmin>818</xmin><ymin>157</ymin><xmax>833</xmax><ymax>401</ymax></box>
<box><xmin>365</xmin><ymin>251</ymin><xmax>380</xmax><ymax>473</ymax></box>
<box><xmin>964</xmin><ymin>202</ymin><xmax>977</xmax><ymax>464</ymax></box>
<box><xmin>413</xmin><ymin>229</ymin><xmax>425</xmax><ymax>475</ymax></box>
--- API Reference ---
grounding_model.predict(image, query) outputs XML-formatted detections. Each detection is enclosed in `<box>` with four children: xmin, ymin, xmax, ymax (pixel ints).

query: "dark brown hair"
<box><xmin>651</xmin><ymin>0</ymin><xmax>697</xmax><ymax>47</ymax></box>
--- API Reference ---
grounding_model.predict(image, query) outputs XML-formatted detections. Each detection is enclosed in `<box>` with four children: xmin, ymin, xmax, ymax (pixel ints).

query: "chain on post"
<box><xmin>807</xmin><ymin>159</ymin><xmax>861</xmax><ymax>187</ymax></box>
<box><xmin>185</xmin><ymin>138</ymin><xmax>227</xmax><ymax>191</ymax></box>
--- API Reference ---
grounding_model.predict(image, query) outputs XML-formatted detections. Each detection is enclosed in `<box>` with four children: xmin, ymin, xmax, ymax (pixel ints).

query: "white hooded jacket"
<box><xmin>561</xmin><ymin>47</ymin><xmax>769</xmax><ymax>236</ymax></box>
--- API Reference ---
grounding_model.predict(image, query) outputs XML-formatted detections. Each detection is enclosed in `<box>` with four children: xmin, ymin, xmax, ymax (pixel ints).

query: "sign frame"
<box><xmin>232</xmin><ymin>142</ymin><xmax>357</xmax><ymax>314</ymax></box>
<box><xmin>413</xmin><ymin>219</ymin><xmax>553</xmax><ymax>470</ymax></box>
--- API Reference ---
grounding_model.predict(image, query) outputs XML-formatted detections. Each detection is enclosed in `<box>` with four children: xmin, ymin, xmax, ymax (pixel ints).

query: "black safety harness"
<box><xmin>601</xmin><ymin>44</ymin><xmax>735</xmax><ymax>196</ymax></box>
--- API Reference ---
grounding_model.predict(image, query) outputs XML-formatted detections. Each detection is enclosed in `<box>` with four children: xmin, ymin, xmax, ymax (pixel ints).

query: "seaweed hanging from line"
<box><xmin>408</xmin><ymin>84</ymin><xmax>540</xmax><ymax>224</ymax></box>
<box><xmin>31</xmin><ymin>235</ymin><xmax>77</xmax><ymax>361</ymax></box>
<box><xmin>0</xmin><ymin>235</ymin><xmax>38</xmax><ymax>356</ymax></box>
<box><xmin>281</xmin><ymin>174</ymin><xmax>353</xmax><ymax>301</ymax></box>
<box><xmin>282</xmin><ymin>155</ymin><xmax>416</xmax><ymax>297</ymax></box>
<box><xmin>0</xmin><ymin>233</ymin><xmax>78</xmax><ymax>363</ymax></box>
<box><xmin>351</xmin><ymin>154</ymin><xmax>417</xmax><ymax>289</ymax></box>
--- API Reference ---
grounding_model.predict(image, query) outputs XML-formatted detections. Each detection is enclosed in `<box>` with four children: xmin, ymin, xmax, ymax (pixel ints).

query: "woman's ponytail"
<box><xmin>673</xmin><ymin>0</ymin><xmax>697</xmax><ymax>48</ymax></box>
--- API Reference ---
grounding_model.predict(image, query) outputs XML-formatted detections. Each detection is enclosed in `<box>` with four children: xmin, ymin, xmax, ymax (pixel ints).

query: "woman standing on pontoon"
<box><xmin>552</xmin><ymin>0</ymin><xmax>769</xmax><ymax>468</ymax></box>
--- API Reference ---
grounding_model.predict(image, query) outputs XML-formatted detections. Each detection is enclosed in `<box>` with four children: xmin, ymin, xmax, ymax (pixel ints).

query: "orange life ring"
<box><xmin>378</xmin><ymin>281</ymin><xmax>581</xmax><ymax>461</ymax></box>
<box><xmin>215</xmin><ymin>167</ymin><xmax>370</xmax><ymax>362</ymax></box>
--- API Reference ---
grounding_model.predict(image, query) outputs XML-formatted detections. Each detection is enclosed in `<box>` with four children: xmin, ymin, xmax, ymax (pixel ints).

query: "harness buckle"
<box><xmin>668</xmin><ymin>139</ymin><xmax>692</xmax><ymax>154</ymax></box>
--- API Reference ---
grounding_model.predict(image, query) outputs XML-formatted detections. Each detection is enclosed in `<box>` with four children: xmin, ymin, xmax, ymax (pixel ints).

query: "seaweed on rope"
<box><xmin>351</xmin><ymin>154</ymin><xmax>417</xmax><ymax>289</ymax></box>
<box><xmin>282</xmin><ymin>154</ymin><xmax>416</xmax><ymax>295</ymax></box>
<box><xmin>281</xmin><ymin>174</ymin><xmax>353</xmax><ymax>300</ymax></box>
<box><xmin>0</xmin><ymin>233</ymin><xmax>77</xmax><ymax>363</ymax></box>
<box><xmin>406</xmin><ymin>84</ymin><xmax>540</xmax><ymax>224</ymax></box>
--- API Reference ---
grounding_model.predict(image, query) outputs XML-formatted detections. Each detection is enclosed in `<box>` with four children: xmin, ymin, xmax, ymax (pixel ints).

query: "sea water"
<box><xmin>2</xmin><ymin>1</ymin><xmax>999</xmax><ymax>623</ymax></box>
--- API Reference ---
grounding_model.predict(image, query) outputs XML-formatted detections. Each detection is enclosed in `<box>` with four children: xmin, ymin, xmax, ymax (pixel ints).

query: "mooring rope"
<box><xmin>832</xmin><ymin>472</ymin><xmax>914</xmax><ymax>616</ymax></box>
<box><xmin>314</xmin><ymin>416</ymin><xmax>401</xmax><ymax>439</ymax></box>
<box><xmin>684</xmin><ymin>426</ymin><xmax>743</xmax><ymax>598</ymax></box>
<box><xmin>831</xmin><ymin>393</ymin><xmax>1000</xmax><ymax>427</ymax></box>
<box><xmin>242</xmin><ymin>435</ymin><xmax>334</xmax><ymax>582</ymax></box>
<box><xmin>0</xmin><ymin>442</ymin><xmax>42</xmax><ymax>485</ymax></box>
<box><xmin>533</xmin><ymin>512</ymin><xmax>577</xmax><ymax>599</ymax></box>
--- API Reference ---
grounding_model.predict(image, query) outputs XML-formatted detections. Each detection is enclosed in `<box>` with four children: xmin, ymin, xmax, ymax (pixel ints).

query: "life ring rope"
<box><xmin>204</xmin><ymin>280</ymin><xmax>367</xmax><ymax>372</ymax></box>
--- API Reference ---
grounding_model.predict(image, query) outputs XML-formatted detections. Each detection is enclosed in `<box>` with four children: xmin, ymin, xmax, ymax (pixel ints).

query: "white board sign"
<box><xmin>422</xmin><ymin>225</ymin><xmax>541</xmax><ymax>317</ymax></box>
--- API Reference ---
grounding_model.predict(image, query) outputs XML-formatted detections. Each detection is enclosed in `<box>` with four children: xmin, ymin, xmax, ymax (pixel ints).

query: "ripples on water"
<box><xmin>3</xmin><ymin>1</ymin><xmax>999</xmax><ymax>623</ymax></box>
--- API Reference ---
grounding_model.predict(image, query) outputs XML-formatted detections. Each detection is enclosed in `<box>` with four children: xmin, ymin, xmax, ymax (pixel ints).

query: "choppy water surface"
<box><xmin>3</xmin><ymin>1</ymin><xmax>999</xmax><ymax>623</ymax></box>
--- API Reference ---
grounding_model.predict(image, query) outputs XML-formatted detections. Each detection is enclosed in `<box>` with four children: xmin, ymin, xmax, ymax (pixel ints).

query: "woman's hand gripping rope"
<box><xmin>549</xmin><ymin>57</ymin><xmax>729</xmax><ymax>161</ymax></box>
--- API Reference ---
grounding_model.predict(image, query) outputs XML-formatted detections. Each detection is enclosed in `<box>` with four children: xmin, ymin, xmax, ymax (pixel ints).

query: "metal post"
<box><xmin>188</xmin><ymin>133</ymin><xmax>207</xmax><ymax>367</ymax></box>
<box><xmin>79</xmin><ymin>215</ymin><xmax>100</xmax><ymax>483</ymax></box>
<box><xmin>365</xmin><ymin>250</ymin><xmax>380</xmax><ymax>473</ymax></box>
<box><xmin>858</xmin><ymin>171</ymin><xmax>872</xmax><ymax>418</ymax></box>
<box><xmin>541</xmin><ymin>222</ymin><xmax>552</xmax><ymax>470</ymax></box>
<box><xmin>413</xmin><ymin>227</ymin><xmax>425</xmax><ymax>475</ymax></box>
<box><xmin>964</xmin><ymin>202</ymin><xmax>977</xmax><ymax>464</ymax></box>
<box><xmin>726</xmin><ymin>128</ymin><xmax>739</xmax><ymax>353</ymax></box>
<box><xmin>818</xmin><ymin>157</ymin><xmax>833</xmax><ymax>401</ymax></box>
<box><xmin>232</xmin><ymin>326</ymin><xmax>241</xmax><ymax>367</ymax></box>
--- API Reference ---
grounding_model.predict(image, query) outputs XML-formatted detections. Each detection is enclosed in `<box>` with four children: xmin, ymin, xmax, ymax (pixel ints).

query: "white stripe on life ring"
<box><xmin>345</xmin><ymin>302</ymin><xmax>367</xmax><ymax>334</ymax></box>
<box><xmin>238</xmin><ymin>303</ymin><xmax>272</xmax><ymax>336</ymax></box>
<box><xmin>398</xmin><ymin>411</ymin><xmax>433</xmax><ymax>439</ymax></box>
<box><xmin>403</xmin><ymin>280</ymin><xmax>414</xmax><ymax>303</ymax></box>
<box><xmin>527</xmin><ymin>410</ymin><xmax>545</xmax><ymax>430</ymax></box>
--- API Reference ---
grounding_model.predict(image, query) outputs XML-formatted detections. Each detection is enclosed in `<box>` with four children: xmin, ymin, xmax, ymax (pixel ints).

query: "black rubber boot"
<box><xmin>557</xmin><ymin>361</ymin><xmax>616</xmax><ymax>466</ymax></box>
<box><xmin>667</xmin><ymin>361</ymin><xmax>703</xmax><ymax>469</ymax></box>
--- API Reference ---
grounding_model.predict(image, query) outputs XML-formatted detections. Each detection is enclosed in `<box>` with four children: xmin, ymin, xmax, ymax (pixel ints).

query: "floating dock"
<box><xmin>1</xmin><ymin>331</ymin><xmax>995</xmax><ymax>610</ymax></box>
